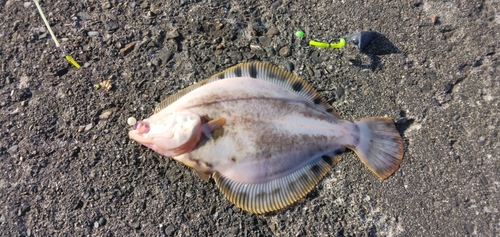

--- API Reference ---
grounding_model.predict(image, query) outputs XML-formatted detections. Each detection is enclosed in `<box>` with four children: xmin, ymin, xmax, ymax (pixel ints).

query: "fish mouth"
<box><xmin>128</xmin><ymin>129</ymin><xmax>154</xmax><ymax>145</ymax></box>
<box><xmin>128</xmin><ymin>121</ymin><xmax>156</xmax><ymax>146</ymax></box>
<box><xmin>128</xmin><ymin>129</ymin><xmax>174</xmax><ymax>156</ymax></box>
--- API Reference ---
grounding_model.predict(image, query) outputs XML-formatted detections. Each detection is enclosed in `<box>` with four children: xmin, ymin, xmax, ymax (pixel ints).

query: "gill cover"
<box><xmin>142</xmin><ymin>112</ymin><xmax>203</xmax><ymax>156</ymax></box>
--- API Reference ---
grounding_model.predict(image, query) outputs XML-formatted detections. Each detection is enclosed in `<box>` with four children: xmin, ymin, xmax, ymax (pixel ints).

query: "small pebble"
<box><xmin>127</xmin><ymin>117</ymin><xmax>137</xmax><ymax>126</ymax></box>
<box><xmin>306</xmin><ymin>66</ymin><xmax>314</xmax><ymax>77</ymax></box>
<box><xmin>105</xmin><ymin>21</ymin><xmax>119</xmax><ymax>32</ymax></box>
<box><xmin>279</xmin><ymin>45</ymin><xmax>291</xmax><ymax>57</ymax></box>
<box><xmin>158</xmin><ymin>50</ymin><xmax>174</xmax><ymax>64</ymax></box>
<box><xmin>220</xmin><ymin>49</ymin><xmax>231</xmax><ymax>56</ymax></box>
<box><xmin>161</xmin><ymin>70</ymin><xmax>169</xmax><ymax>77</ymax></box>
<box><xmin>165</xmin><ymin>225</ymin><xmax>176</xmax><ymax>236</ymax></box>
<box><xmin>266</xmin><ymin>27</ymin><xmax>280</xmax><ymax>36</ymax></box>
<box><xmin>23</xmin><ymin>2</ymin><xmax>31</xmax><ymax>8</ymax></box>
<box><xmin>250</xmin><ymin>44</ymin><xmax>264</xmax><ymax>51</ymax></box>
<box><xmin>478</xmin><ymin>136</ymin><xmax>486</xmax><ymax>146</ymax></box>
<box><xmin>150</xmin><ymin>5</ymin><xmax>162</xmax><ymax>15</ymax></box>
<box><xmin>258</xmin><ymin>36</ymin><xmax>272</xmax><ymax>47</ymax></box>
<box><xmin>10</xmin><ymin>108</ymin><xmax>19</xmax><ymax>115</ymax></box>
<box><xmin>228</xmin><ymin>51</ymin><xmax>243</xmax><ymax>61</ymax></box>
<box><xmin>209</xmin><ymin>205</ymin><xmax>216</xmax><ymax>215</ymax></box>
<box><xmin>314</xmin><ymin>69</ymin><xmax>322</xmax><ymax>78</ymax></box>
<box><xmin>166</xmin><ymin>29</ymin><xmax>180</xmax><ymax>39</ymax></box>
<box><xmin>8</xmin><ymin>145</ymin><xmax>18</xmax><ymax>154</ymax></box>
<box><xmin>267</xmin><ymin>48</ymin><xmax>277</xmax><ymax>57</ymax></box>
<box><xmin>431</xmin><ymin>15</ymin><xmax>439</xmax><ymax>25</ymax></box>
<box><xmin>99</xmin><ymin>110</ymin><xmax>113</xmax><ymax>120</ymax></box>
<box><xmin>270</xmin><ymin>223</ymin><xmax>277</xmax><ymax>233</ymax></box>
<box><xmin>77</xmin><ymin>12</ymin><xmax>92</xmax><ymax>21</ymax></box>
<box><xmin>87</xmin><ymin>31</ymin><xmax>99</xmax><ymax>37</ymax></box>
<box><xmin>102</xmin><ymin>1</ymin><xmax>111</xmax><ymax>9</ymax></box>
<box><xmin>311</xmin><ymin>51</ymin><xmax>323</xmax><ymax>63</ymax></box>
<box><xmin>285</xmin><ymin>61</ymin><xmax>294</xmax><ymax>72</ymax></box>
<box><xmin>335</xmin><ymin>86</ymin><xmax>345</xmax><ymax>98</ymax></box>
<box><xmin>444</xmin><ymin>83</ymin><xmax>453</xmax><ymax>93</ymax></box>
<box><xmin>84</xmin><ymin>123</ymin><xmax>93</xmax><ymax>132</ymax></box>
<box><xmin>98</xmin><ymin>217</ymin><xmax>106</xmax><ymax>226</ymax></box>
<box><xmin>130</xmin><ymin>222</ymin><xmax>141</xmax><ymax>229</ymax></box>
<box><xmin>119</xmin><ymin>41</ymin><xmax>137</xmax><ymax>56</ymax></box>
<box><xmin>231</xmin><ymin>226</ymin><xmax>240</xmax><ymax>235</ymax></box>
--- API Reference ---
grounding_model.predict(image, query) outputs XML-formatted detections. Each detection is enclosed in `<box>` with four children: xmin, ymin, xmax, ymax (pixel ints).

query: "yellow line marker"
<box><xmin>65</xmin><ymin>55</ymin><xmax>81</xmax><ymax>69</ymax></box>
<box><xmin>330</xmin><ymin>38</ymin><xmax>346</xmax><ymax>48</ymax></box>
<box><xmin>309</xmin><ymin>40</ymin><xmax>330</xmax><ymax>48</ymax></box>
<box><xmin>309</xmin><ymin>38</ymin><xmax>346</xmax><ymax>49</ymax></box>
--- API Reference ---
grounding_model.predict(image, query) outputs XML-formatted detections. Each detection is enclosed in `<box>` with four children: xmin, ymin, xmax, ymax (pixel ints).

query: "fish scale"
<box><xmin>129</xmin><ymin>62</ymin><xmax>404</xmax><ymax>214</ymax></box>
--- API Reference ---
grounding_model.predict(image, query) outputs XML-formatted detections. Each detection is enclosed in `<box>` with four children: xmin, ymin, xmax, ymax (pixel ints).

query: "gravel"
<box><xmin>0</xmin><ymin>0</ymin><xmax>498</xmax><ymax>236</ymax></box>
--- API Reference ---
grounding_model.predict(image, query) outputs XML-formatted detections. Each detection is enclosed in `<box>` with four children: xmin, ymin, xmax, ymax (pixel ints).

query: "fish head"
<box><xmin>128</xmin><ymin>111</ymin><xmax>203</xmax><ymax>157</ymax></box>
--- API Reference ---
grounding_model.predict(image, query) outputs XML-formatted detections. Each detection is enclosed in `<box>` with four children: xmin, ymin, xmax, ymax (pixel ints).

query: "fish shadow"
<box><xmin>395</xmin><ymin>110</ymin><xmax>414</xmax><ymax>149</ymax></box>
<box><xmin>349</xmin><ymin>32</ymin><xmax>401</xmax><ymax>70</ymax></box>
<box><xmin>395</xmin><ymin>110</ymin><xmax>414</xmax><ymax>134</ymax></box>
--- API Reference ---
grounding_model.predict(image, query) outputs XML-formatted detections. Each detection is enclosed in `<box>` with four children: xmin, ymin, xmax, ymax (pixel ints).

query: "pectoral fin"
<box><xmin>192</xmin><ymin>168</ymin><xmax>211</xmax><ymax>182</ymax></box>
<box><xmin>202</xmin><ymin>117</ymin><xmax>226</xmax><ymax>138</ymax></box>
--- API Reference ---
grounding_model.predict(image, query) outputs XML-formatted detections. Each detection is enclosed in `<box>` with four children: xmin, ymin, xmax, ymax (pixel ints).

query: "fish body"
<box><xmin>129</xmin><ymin>62</ymin><xmax>404</xmax><ymax>214</ymax></box>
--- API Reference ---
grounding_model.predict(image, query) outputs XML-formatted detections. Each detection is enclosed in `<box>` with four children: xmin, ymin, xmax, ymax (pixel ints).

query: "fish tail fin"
<box><xmin>352</xmin><ymin>117</ymin><xmax>404</xmax><ymax>179</ymax></box>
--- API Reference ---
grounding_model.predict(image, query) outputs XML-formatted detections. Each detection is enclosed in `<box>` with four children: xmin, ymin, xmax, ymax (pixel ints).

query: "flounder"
<box><xmin>129</xmin><ymin>62</ymin><xmax>404</xmax><ymax>214</ymax></box>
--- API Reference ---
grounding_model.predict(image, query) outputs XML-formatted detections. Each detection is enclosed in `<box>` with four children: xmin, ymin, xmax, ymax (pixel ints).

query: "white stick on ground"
<box><xmin>33</xmin><ymin>0</ymin><xmax>60</xmax><ymax>47</ymax></box>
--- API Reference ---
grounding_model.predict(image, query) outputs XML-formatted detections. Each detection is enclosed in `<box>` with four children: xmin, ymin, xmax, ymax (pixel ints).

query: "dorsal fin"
<box><xmin>213</xmin><ymin>154</ymin><xmax>342</xmax><ymax>214</ymax></box>
<box><xmin>154</xmin><ymin>62</ymin><xmax>340</xmax><ymax>117</ymax></box>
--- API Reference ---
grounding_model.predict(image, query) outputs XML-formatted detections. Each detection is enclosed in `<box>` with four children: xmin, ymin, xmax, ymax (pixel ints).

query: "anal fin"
<box><xmin>213</xmin><ymin>154</ymin><xmax>341</xmax><ymax>214</ymax></box>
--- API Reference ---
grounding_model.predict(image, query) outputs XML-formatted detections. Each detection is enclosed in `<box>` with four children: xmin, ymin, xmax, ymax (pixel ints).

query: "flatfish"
<box><xmin>128</xmin><ymin>62</ymin><xmax>404</xmax><ymax>214</ymax></box>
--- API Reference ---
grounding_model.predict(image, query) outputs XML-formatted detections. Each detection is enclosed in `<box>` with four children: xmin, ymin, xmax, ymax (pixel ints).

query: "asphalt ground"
<box><xmin>0</xmin><ymin>0</ymin><xmax>499</xmax><ymax>236</ymax></box>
